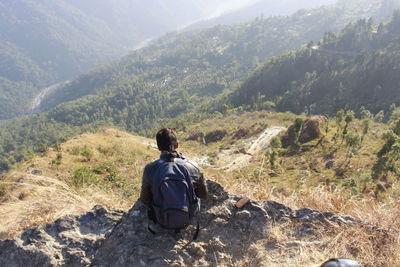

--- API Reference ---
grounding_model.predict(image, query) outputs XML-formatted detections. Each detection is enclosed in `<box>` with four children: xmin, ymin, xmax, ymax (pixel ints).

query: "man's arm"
<box><xmin>185</xmin><ymin>160</ymin><xmax>208</xmax><ymax>199</ymax></box>
<box><xmin>193</xmin><ymin>172</ymin><xmax>208</xmax><ymax>199</ymax></box>
<box><xmin>139</xmin><ymin>165</ymin><xmax>152</xmax><ymax>206</ymax></box>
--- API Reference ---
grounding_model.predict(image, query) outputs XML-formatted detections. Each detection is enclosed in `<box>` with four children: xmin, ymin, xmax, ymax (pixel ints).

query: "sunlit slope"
<box><xmin>0</xmin><ymin>128</ymin><xmax>159</xmax><ymax>238</ymax></box>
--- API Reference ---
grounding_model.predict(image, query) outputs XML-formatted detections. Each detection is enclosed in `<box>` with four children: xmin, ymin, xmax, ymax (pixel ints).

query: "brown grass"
<box><xmin>0</xmin><ymin>127</ymin><xmax>159</xmax><ymax>238</ymax></box>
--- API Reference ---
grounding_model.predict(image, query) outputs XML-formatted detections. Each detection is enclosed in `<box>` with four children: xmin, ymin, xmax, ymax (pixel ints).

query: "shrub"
<box><xmin>374</xmin><ymin>110</ymin><xmax>385</xmax><ymax>122</ymax></box>
<box><xmin>72</xmin><ymin>167</ymin><xmax>96</xmax><ymax>187</ymax></box>
<box><xmin>270</xmin><ymin>136</ymin><xmax>282</xmax><ymax>150</ymax></box>
<box><xmin>0</xmin><ymin>183</ymin><xmax>6</xmax><ymax>197</ymax></box>
<box><xmin>81</xmin><ymin>147</ymin><xmax>93</xmax><ymax>162</ymax></box>
<box><xmin>54</xmin><ymin>143</ymin><xmax>62</xmax><ymax>152</ymax></box>
<box><xmin>51</xmin><ymin>153</ymin><xmax>62</xmax><ymax>165</ymax></box>
<box><xmin>71</xmin><ymin>146</ymin><xmax>81</xmax><ymax>155</ymax></box>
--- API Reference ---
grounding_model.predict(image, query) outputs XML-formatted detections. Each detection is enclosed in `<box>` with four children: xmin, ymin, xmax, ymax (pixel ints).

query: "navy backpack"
<box><xmin>150</xmin><ymin>157</ymin><xmax>200</xmax><ymax>230</ymax></box>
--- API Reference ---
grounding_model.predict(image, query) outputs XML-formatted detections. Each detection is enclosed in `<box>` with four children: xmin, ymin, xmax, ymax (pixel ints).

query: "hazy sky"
<box><xmin>205</xmin><ymin>0</ymin><xmax>259</xmax><ymax>18</ymax></box>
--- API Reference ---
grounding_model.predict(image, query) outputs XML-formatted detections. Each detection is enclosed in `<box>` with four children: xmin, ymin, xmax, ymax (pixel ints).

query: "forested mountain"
<box><xmin>0</xmin><ymin>0</ymin><xmax>399</xmax><ymax>171</ymax></box>
<box><xmin>37</xmin><ymin>0</ymin><xmax>397</xmax><ymax>114</ymax></box>
<box><xmin>188</xmin><ymin>0</ymin><xmax>337</xmax><ymax>29</ymax></box>
<box><xmin>0</xmin><ymin>0</ymin><xmax>228</xmax><ymax>120</ymax></box>
<box><xmin>228</xmin><ymin>12</ymin><xmax>400</xmax><ymax>115</ymax></box>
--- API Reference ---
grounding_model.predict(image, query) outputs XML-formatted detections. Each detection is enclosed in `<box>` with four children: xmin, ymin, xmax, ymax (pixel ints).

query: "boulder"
<box><xmin>298</xmin><ymin>116</ymin><xmax>326</xmax><ymax>144</ymax></box>
<box><xmin>280</xmin><ymin>124</ymin><xmax>297</xmax><ymax>148</ymax></box>
<box><xmin>185</xmin><ymin>132</ymin><xmax>200</xmax><ymax>141</ymax></box>
<box><xmin>281</xmin><ymin>116</ymin><xmax>326</xmax><ymax>147</ymax></box>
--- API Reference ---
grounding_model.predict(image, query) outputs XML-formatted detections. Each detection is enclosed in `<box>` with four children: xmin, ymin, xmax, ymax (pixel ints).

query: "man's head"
<box><xmin>156</xmin><ymin>128</ymin><xmax>179</xmax><ymax>151</ymax></box>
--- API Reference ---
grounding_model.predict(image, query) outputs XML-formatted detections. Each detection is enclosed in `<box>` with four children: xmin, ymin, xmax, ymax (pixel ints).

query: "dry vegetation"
<box><xmin>0</xmin><ymin>111</ymin><xmax>399</xmax><ymax>266</ymax></box>
<box><xmin>0</xmin><ymin>128</ymin><xmax>159</xmax><ymax>238</ymax></box>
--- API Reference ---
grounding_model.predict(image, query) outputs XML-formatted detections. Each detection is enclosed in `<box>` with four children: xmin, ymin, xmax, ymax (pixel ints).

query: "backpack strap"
<box><xmin>148</xmin><ymin>223</ymin><xmax>157</xmax><ymax>235</ymax></box>
<box><xmin>193</xmin><ymin>220</ymin><xmax>200</xmax><ymax>241</ymax></box>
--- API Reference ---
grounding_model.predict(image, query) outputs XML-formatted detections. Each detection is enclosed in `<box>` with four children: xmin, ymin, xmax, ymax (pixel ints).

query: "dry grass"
<box><xmin>206</xmin><ymin>170</ymin><xmax>400</xmax><ymax>266</ymax></box>
<box><xmin>236</xmin><ymin>221</ymin><xmax>398</xmax><ymax>267</ymax></box>
<box><xmin>0</xmin><ymin>127</ymin><xmax>159</xmax><ymax>238</ymax></box>
<box><xmin>188</xmin><ymin>111</ymin><xmax>400</xmax><ymax>266</ymax></box>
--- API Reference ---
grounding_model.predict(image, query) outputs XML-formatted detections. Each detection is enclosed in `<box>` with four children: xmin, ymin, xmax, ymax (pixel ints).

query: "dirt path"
<box><xmin>216</xmin><ymin>126</ymin><xmax>285</xmax><ymax>171</ymax></box>
<box><xmin>129</xmin><ymin>126</ymin><xmax>286</xmax><ymax>172</ymax></box>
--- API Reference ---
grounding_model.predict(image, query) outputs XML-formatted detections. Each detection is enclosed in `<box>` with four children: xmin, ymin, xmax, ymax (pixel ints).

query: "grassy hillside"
<box><xmin>0</xmin><ymin>128</ymin><xmax>159</xmax><ymax>238</ymax></box>
<box><xmin>1</xmin><ymin>111</ymin><xmax>399</xmax><ymax>265</ymax></box>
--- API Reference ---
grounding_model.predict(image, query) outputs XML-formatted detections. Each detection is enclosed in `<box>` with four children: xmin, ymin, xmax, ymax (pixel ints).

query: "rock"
<box><xmin>0</xmin><ymin>206</ymin><xmax>124</xmax><ymax>267</ymax></box>
<box><xmin>298</xmin><ymin>116</ymin><xmax>326</xmax><ymax>144</ymax></box>
<box><xmin>31</xmin><ymin>169</ymin><xmax>43</xmax><ymax>175</ymax></box>
<box><xmin>280</xmin><ymin>124</ymin><xmax>297</xmax><ymax>148</ymax></box>
<box><xmin>204</xmin><ymin>130</ymin><xmax>227</xmax><ymax>143</ymax></box>
<box><xmin>281</xmin><ymin>116</ymin><xmax>326</xmax><ymax>147</ymax></box>
<box><xmin>325</xmin><ymin>160</ymin><xmax>335</xmax><ymax>169</ymax></box>
<box><xmin>185</xmin><ymin>133</ymin><xmax>200</xmax><ymax>141</ymax></box>
<box><xmin>0</xmin><ymin>181</ymin><xmax>363</xmax><ymax>266</ymax></box>
<box><xmin>232</xmin><ymin>128</ymin><xmax>249</xmax><ymax>140</ymax></box>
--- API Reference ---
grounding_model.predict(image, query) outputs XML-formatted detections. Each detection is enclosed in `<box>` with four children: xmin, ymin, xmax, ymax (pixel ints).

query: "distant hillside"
<box><xmin>0</xmin><ymin>0</ymin><xmax>221</xmax><ymax>120</ymax></box>
<box><xmin>228</xmin><ymin>11</ymin><xmax>400</xmax><ymax>115</ymax></box>
<box><xmin>188</xmin><ymin>0</ymin><xmax>337</xmax><ymax>29</ymax></box>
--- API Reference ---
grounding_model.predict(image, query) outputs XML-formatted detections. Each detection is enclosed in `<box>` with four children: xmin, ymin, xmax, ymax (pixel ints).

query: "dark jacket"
<box><xmin>139</xmin><ymin>151</ymin><xmax>208</xmax><ymax>206</ymax></box>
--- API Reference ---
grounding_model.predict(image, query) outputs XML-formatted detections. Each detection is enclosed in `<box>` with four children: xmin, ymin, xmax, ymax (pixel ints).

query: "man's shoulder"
<box><xmin>177</xmin><ymin>157</ymin><xmax>200</xmax><ymax>174</ymax></box>
<box><xmin>144</xmin><ymin>160</ymin><xmax>160</xmax><ymax>171</ymax></box>
<box><xmin>184</xmin><ymin>159</ymin><xmax>200</xmax><ymax>170</ymax></box>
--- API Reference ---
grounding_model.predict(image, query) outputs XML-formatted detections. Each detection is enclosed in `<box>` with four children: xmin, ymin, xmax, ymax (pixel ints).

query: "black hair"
<box><xmin>156</xmin><ymin>128</ymin><xmax>178</xmax><ymax>151</ymax></box>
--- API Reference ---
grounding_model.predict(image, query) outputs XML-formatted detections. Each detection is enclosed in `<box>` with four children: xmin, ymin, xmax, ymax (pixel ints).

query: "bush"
<box><xmin>270</xmin><ymin>136</ymin><xmax>282</xmax><ymax>150</ymax></box>
<box><xmin>70</xmin><ymin>146</ymin><xmax>81</xmax><ymax>155</ymax></box>
<box><xmin>81</xmin><ymin>147</ymin><xmax>93</xmax><ymax>162</ymax></box>
<box><xmin>72</xmin><ymin>167</ymin><xmax>97</xmax><ymax>187</ymax></box>
<box><xmin>51</xmin><ymin>153</ymin><xmax>62</xmax><ymax>165</ymax></box>
<box><xmin>0</xmin><ymin>183</ymin><xmax>6</xmax><ymax>197</ymax></box>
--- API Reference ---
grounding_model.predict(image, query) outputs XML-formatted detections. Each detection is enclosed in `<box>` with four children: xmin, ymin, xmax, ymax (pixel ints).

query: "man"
<box><xmin>140</xmin><ymin>128</ymin><xmax>207</xmax><ymax>231</ymax></box>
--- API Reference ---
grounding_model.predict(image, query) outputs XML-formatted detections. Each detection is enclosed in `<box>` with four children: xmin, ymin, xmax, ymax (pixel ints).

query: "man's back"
<box><xmin>140</xmin><ymin>151</ymin><xmax>207</xmax><ymax>207</ymax></box>
<box><xmin>139</xmin><ymin>128</ymin><xmax>208</xmax><ymax>230</ymax></box>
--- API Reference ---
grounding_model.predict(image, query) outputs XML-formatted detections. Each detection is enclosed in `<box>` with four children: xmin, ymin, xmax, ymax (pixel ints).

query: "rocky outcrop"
<box><xmin>298</xmin><ymin>116</ymin><xmax>326</xmax><ymax>144</ymax></box>
<box><xmin>280</xmin><ymin>124</ymin><xmax>297</xmax><ymax>148</ymax></box>
<box><xmin>205</xmin><ymin>130</ymin><xmax>227</xmax><ymax>143</ymax></box>
<box><xmin>0</xmin><ymin>180</ymin><xmax>359</xmax><ymax>266</ymax></box>
<box><xmin>0</xmin><ymin>207</ymin><xmax>124</xmax><ymax>267</ymax></box>
<box><xmin>281</xmin><ymin>116</ymin><xmax>326</xmax><ymax>147</ymax></box>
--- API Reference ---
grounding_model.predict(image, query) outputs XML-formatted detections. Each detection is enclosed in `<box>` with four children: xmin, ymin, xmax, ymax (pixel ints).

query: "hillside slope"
<box><xmin>188</xmin><ymin>0</ymin><xmax>337</xmax><ymax>29</ymax></box>
<box><xmin>0</xmin><ymin>128</ymin><xmax>158</xmax><ymax>238</ymax></box>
